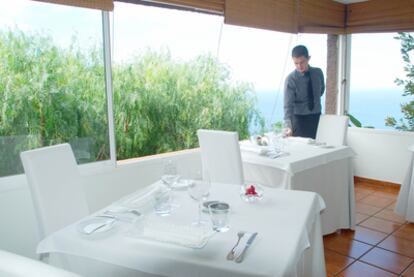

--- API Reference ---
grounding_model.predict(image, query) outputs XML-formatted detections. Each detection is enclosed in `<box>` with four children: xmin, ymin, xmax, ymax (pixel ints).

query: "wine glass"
<box><xmin>161</xmin><ymin>159</ymin><xmax>180</xmax><ymax>189</ymax></box>
<box><xmin>188</xmin><ymin>171</ymin><xmax>211</xmax><ymax>226</ymax></box>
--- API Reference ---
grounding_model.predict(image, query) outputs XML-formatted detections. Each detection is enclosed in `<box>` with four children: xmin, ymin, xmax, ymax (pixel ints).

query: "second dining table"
<box><xmin>241</xmin><ymin>137</ymin><xmax>356</xmax><ymax>235</ymax></box>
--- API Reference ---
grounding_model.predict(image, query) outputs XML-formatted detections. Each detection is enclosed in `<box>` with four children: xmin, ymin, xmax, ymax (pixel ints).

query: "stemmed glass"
<box><xmin>161</xmin><ymin>159</ymin><xmax>180</xmax><ymax>189</ymax></box>
<box><xmin>188</xmin><ymin>171</ymin><xmax>211</xmax><ymax>226</ymax></box>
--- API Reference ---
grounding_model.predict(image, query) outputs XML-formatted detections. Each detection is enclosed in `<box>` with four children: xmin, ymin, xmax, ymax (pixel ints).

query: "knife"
<box><xmin>235</xmin><ymin>232</ymin><xmax>258</xmax><ymax>263</ymax></box>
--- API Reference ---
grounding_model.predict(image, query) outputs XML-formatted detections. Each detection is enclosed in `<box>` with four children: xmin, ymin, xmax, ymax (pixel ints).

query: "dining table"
<box><xmin>241</xmin><ymin>137</ymin><xmax>356</xmax><ymax>235</ymax></box>
<box><xmin>395</xmin><ymin>145</ymin><xmax>414</xmax><ymax>222</ymax></box>
<box><xmin>37</xmin><ymin>181</ymin><xmax>327</xmax><ymax>277</ymax></box>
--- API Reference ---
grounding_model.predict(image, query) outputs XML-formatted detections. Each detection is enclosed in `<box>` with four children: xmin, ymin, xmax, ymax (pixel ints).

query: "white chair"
<box><xmin>315</xmin><ymin>114</ymin><xmax>349</xmax><ymax>146</ymax></box>
<box><xmin>20</xmin><ymin>144</ymin><xmax>89</xmax><ymax>240</ymax></box>
<box><xmin>0</xmin><ymin>250</ymin><xmax>81</xmax><ymax>277</ymax></box>
<box><xmin>197</xmin><ymin>129</ymin><xmax>244</xmax><ymax>185</ymax></box>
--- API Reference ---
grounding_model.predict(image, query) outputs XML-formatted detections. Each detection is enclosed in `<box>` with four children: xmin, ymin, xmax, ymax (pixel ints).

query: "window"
<box><xmin>218</xmin><ymin>26</ymin><xmax>327</xmax><ymax>132</ymax></box>
<box><xmin>112</xmin><ymin>2</ymin><xmax>261</xmax><ymax>160</ymax></box>
<box><xmin>349</xmin><ymin>33</ymin><xmax>408</xmax><ymax>129</ymax></box>
<box><xmin>111</xmin><ymin>2</ymin><xmax>328</xmax><ymax>161</ymax></box>
<box><xmin>0</xmin><ymin>0</ymin><xmax>110</xmax><ymax>177</ymax></box>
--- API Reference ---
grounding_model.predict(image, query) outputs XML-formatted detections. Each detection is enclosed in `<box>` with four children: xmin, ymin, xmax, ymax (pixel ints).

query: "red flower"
<box><xmin>245</xmin><ymin>185</ymin><xmax>258</xmax><ymax>195</ymax></box>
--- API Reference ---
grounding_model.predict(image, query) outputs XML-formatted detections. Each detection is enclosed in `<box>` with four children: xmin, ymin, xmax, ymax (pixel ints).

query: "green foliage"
<box><xmin>385</xmin><ymin>32</ymin><xmax>414</xmax><ymax>131</ymax></box>
<box><xmin>0</xmin><ymin>29</ymin><xmax>109</xmax><ymax>176</ymax></box>
<box><xmin>0</xmin><ymin>29</ymin><xmax>263</xmax><ymax>176</ymax></box>
<box><xmin>347</xmin><ymin>113</ymin><xmax>362</xmax><ymax>127</ymax></box>
<box><xmin>112</xmin><ymin>50</ymin><xmax>262</xmax><ymax>159</ymax></box>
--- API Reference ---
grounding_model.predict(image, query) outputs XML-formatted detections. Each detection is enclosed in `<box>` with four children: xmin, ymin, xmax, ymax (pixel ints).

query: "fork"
<box><xmin>226</xmin><ymin>231</ymin><xmax>245</xmax><ymax>260</ymax></box>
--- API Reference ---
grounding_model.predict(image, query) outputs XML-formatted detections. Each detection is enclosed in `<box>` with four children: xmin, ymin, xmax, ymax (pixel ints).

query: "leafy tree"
<box><xmin>0</xmin><ymin>29</ymin><xmax>263</xmax><ymax>176</ymax></box>
<box><xmin>385</xmin><ymin>32</ymin><xmax>414</xmax><ymax>131</ymax></box>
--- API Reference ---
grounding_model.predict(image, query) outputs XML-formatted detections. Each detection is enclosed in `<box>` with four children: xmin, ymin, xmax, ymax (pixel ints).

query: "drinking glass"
<box><xmin>161</xmin><ymin>159</ymin><xmax>180</xmax><ymax>188</ymax></box>
<box><xmin>208</xmin><ymin>202</ymin><xmax>230</xmax><ymax>232</ymax></box>
<box><xmin>188</xmin><ymin>171</ymin><xmax>211</xmax><ymax>226</ymax></box>
<box><xmin>153</xmin><ymin>187</ymin><xmax>172</xmax><ymax>216</ymax></box>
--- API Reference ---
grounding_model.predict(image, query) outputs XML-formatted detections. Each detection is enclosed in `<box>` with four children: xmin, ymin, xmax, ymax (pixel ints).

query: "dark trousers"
<box><xmin>292</xmin><ymin>113</ymin><xmax>321</xmax><ymax>139</ymax></box>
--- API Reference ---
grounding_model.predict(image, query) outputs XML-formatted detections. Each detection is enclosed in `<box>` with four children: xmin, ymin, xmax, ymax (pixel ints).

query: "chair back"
<box><xmin>316</xmin><ymin>114</ymin><xmax>349</xmax><ymax>146</ymax></box>
<box><xmin>0</xmin><ymin>249</ymin><xmax>81</xmax><ymax>277</ymax></box>
<box><xmin>20</xmin><ymin>143</ymin><xmax>89</xmax><ymax>239</ymax></box>
<box><xmin>197</xmin><ymin>129</ymin><xmax>244</xmax><ymax>185</ymax></box>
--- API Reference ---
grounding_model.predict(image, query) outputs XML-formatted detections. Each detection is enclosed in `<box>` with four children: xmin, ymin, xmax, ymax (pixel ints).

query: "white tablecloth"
<box><xmin>241</xmin><ymin>139</ymin><xmax>356</xmax><ymax>235</ymax></box>
<box><xmin>38</xmin><ymin>183</ymin><xmax>326</xmax><ymax>277</ymax></box>
<box><xmin>396</xmin><ymin>145</ymin><xmax>414</xmax><ymax>222</ymax></box>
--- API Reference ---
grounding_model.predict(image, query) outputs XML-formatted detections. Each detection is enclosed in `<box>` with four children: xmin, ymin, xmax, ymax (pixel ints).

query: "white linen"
<box><xmin>20</xmin><ymin>143</ymin><xmax>89</xmax><ymax>239</ymax></box>
<box><xmin>197</xmin><ymin>129</ymin><xmax>244</xmax><ymax>185</ymax></box>
<box><xmin>241</xmin><ymin>139</ymin><xmax>356</xmax><ymax>235</ymax></box>
<box><xmin>286</xmin><ymin>137</ymin><xmax>315</xmax><ymax>144</ymax></box>
<box><xmin>38</xmin><ymin>183</ymin><xmax>326</xmax><ymax>277</ymax></box>
<box><xmin>395</xmin><ymin>145</ymin><xmax>414</xmax><ymax>222</ymax></box>
<box><xmin>138</xmin><ymin>218</ymin><xmax>214</xmax><ymax>248</ymax></box>
<box><xmin>315</xmin><ymin>115</ymin><xmax>349</xmax><ymax>146</ymax></box>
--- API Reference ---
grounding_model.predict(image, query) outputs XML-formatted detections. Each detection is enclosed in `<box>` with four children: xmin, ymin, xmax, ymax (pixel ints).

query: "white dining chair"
<box><xmin>20</xmin><ymin>143</ymin><xmax>89</xmax><ymax>240</ymax></box>
<box><xmin>197</xmin><ymin>129</ymin><xmax>244</xmax><ymax>185</ymax></box>
<box><xmin>315</xmin><ymin>114</ymin><xmax>349</xmax><ymax>146</ymax></box>
<box><xmin>0</xmin><ymin>249</ymin><xmax>81</xmax><ymax>277</ymax></box>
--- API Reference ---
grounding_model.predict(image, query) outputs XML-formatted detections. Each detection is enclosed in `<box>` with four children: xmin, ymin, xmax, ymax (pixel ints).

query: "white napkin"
<box><xmin>240</xmin><ymin>144</ymin><xmax>272</xmax><ymax>155</ymax></box>
<box><xmin>139</xmin><ymin>219</ymin><xmax>215</xmax><ymax>248</ymax></box>
<box><xmin>287</xmin><ymin>137</ymin><xmax>315</xmax><ymax>144</ymax></box>
<box><xmin>118</xmin><ymin>183</ymin><xmax>160</xmax><ymax>209</ymax></box>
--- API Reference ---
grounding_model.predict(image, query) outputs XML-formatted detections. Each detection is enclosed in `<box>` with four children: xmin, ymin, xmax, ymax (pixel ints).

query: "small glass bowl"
<box><xmin>240</xmin><ymin>183</ymin><xmax>264</xmax><ymax>203</ymax></box>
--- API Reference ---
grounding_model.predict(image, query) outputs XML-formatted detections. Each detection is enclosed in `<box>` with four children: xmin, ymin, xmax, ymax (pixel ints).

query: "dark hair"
<box><xmin>292</xmin><ymin>45</ymin><xmax>309</xmax><ymax>58</ymax></box>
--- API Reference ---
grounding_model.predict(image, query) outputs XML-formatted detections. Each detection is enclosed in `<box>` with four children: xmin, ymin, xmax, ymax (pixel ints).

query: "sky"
<box><xmin>0</xmin><ymin>0</ymin><xmax>408</xmax><ymax>93</ymax></box>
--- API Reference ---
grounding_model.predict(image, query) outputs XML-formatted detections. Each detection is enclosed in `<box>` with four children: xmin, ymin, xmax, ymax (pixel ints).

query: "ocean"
<box><xmin>253</xmin><ymin>89</ymin><xmax>408</xmax><ymax>131</ymax></box>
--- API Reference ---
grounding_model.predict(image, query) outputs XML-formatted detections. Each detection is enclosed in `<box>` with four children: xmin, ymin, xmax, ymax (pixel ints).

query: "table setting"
<box><xmin>37</xmin><ymin>169</ymin><xmax>327</xmax><ymax>277</ymax></box>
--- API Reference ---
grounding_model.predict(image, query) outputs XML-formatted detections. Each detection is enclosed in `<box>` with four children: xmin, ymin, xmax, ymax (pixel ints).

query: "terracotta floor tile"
<box><xmin>402</xmin><ymin>262</ymin><xmax>414</xmax><ymax>276</ymax></box>
<box><xmin>356</xmin><ymin>212</ymin><xmax>371</xmax><ymax>224</ymax></box>
<box><xmin>372</xmin><ymin>190</ymin><xmax>399</xmax><ymax>200</ymax></box>
<box><xmin>394</xmin><ymin>224</ymin><xmax>414</xmax><ymax>242</ymax></box>
<box><xmin>342</xmin><ymin>226</ymin><xmax>388</xmax><ymax>245</ymax></box>
<box><xmin>337</xmin><ymin>261</ymin><xmax>398</xmax><ymax>277</ymax></box>
<box><xmin>324</xmin><ymin>233</ymin><xmax>372</xmax><ymax>259</ymax></box>
<box><xmin>374</xmin><ymin>209</ymin><xmax>407</xmax><ymax>224</ymax></box>
<box><xmin>360</xmin><ymin>247</ymin><xmax>413</xmax><ymax>274</ymax></box>
<box><xmin>379</xmin><ymin>236</ymin><xmax>414</xmax><ymax>258</ymax></box>
<box><xmin>356</xmin><ymin>191</ymin><xmax>371</xmax><ymax>201</ymax></box>
<box><xmin>324</xmin><ymin>248</ymin><xmax>355</xmax><ymax>276</ymax></box>
<box><xmin>359</xmin><ymin>195</ymin><xmax>395</xmax><ymax>208</ymax></box>
<box><xmin>354</xmin><ymin>186</ymin><xmax>374</xmax><ymax>195</ymax></box>
<box><xmin>386</xmin><ymin>202</ymin><xmax>397</xmax><ymax>211</ymax></box>
<box><xmin>356</xmin><ymin>202</ymin><xmax>384</xmax><ymax>216</ymax></box>
<box><xmin>355</xmin><ymin>183</ymin><xmax>382</xmax><ymax>191</ymax></box>
<box><xmin>359</xmin><ymin>217</ymin><xmax>402</xmax><ymax>234</ymax></box>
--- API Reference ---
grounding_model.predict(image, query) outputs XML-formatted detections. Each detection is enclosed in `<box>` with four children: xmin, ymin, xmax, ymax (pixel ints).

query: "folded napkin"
<box><xmin>287</xmin><ymin>137</ymin><xmax>315</xmax><ymax>144</ymax></box>
<box><xmin>240</xmin><ymin>144</ymin><xmax>272</xmax><ymax>155</ymax></box>
<box><xmin>139</xmin><ymin>219</ymin><xmax>215</xmax><ymax>248</ymax></box>
<box><xmin>118</xmin><ymin>183</ymin><xmax>160</xmax><ymax>209</ymax></box>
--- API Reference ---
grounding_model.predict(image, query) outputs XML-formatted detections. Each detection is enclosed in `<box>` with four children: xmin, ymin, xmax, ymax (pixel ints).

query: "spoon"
<box><xmin>83</xmin><ymin>219</ymin><xmax>115</xmax><ymax>235</ymax></box>
<box><xmin>226</xmin><ymin>231</ymin><xmax>245</xmax><ymax>260</ymax></box>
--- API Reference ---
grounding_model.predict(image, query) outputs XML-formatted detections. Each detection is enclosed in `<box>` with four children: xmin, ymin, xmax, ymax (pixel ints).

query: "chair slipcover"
<box><xmin>197</xmin><ymin>129</ymin><xmax>244</xmax><ymax>185</ymax></box>
<box><xmin>20</xmin><ymin>143</ymin><xmax>89</xmax><ymax>240</ymax></box>
<box><xmin>0</xmin><ymin>250</ymin><xmax>81</xmax><ymax>277</ymax></box>
<box><xmin>316</xmin><ymin>115</ymin><xmax>349</xmax><ymax>146</ymax></box>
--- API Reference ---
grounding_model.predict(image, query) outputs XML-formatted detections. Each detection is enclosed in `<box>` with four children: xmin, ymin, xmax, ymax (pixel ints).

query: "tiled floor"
<box><xmin>324</xmin><ymin>181</ymin><xmax>414</xmax><ymax>276</ymax></box>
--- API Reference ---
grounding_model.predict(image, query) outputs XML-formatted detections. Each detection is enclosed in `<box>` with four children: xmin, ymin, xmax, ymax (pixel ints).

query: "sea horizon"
<box><xmin>252</xmin><ymin>88</ymin><xmax>408</xmax><ymax>132</ymax></box>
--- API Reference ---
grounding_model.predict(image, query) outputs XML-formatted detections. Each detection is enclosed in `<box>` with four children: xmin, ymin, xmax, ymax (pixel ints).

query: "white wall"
<box><xmin>0</xmin><ymin>149</ymin><xmax>201</xmax><ymax>259</ymax></box>
<box><xmin>348</xmin><ymin>127</ymin><xmax>414</xmax><ymax>184</ymax></box>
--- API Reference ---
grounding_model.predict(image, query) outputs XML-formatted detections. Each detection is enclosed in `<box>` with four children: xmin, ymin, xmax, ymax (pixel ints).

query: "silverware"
<box><xmin>235</xmin><ymin>232</ymin><xmax>258</xmax><ymax>263</ymax></box>
<box><xmin>83</xmin><ymin>219</ymin><xmax>115</xmax><ymax>235</ymax></box>
<box><xmin>226</xmin><ymin>231</ymin><xmax>245</xmax><ymax>260</ymax></box>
